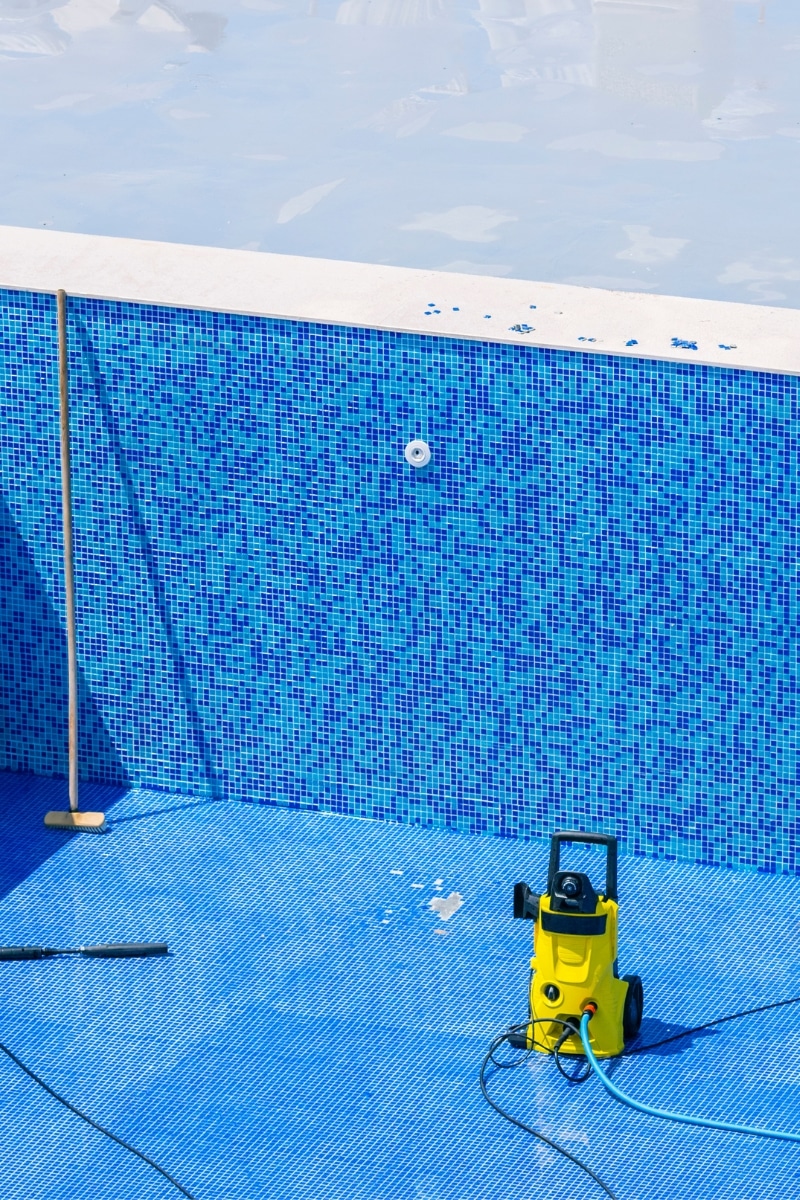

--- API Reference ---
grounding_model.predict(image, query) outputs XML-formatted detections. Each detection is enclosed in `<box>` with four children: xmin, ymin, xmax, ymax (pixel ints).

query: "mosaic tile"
<box><xmin>1</xmin><ymin>772</ymin><xmax>800</xmax><ymax>1200</ymax></box>
<box><xmin>0</xmin><ymin>287</ymin><xmax>798</xmax><ymax>873</ymax></box>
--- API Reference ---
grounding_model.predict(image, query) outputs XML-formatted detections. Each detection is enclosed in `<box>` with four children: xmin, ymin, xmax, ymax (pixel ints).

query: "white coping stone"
<box><xmin>0</xmin><ymin>224</ymin><xmax>798</xmax><ymax>377</ymax></box>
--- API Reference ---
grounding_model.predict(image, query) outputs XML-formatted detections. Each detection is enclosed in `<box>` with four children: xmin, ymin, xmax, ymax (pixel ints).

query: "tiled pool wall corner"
<box><xmin>1</xmin><ymin>229</ymin><xmax>800</xmax><ymax>875</ymax></box>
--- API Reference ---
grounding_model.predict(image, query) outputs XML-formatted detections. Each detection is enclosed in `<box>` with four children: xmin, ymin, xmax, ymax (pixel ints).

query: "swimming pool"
<box><xmin>2</xmin><ymin>7</ymin><xmax>800</xmax><ymax>1188</ymax></box>
<box><xmin>2</xmin><ymin>225</ymin><xmax>799</xmax><ymax>874</ymax></box>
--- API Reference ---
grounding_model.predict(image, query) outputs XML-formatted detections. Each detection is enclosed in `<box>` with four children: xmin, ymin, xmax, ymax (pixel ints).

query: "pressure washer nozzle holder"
<box><xmin>513</xmin><ymin>830</ymin><xmax>643</xmax><ymax>1060</ymax></box>
<box><xmin>512</xmin><ymin>882</ymin><xmax>540</xmax><ymax>921</ymax></box>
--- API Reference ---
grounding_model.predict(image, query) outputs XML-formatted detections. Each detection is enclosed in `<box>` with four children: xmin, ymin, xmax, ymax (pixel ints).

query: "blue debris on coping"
<box><xmin>509</xmin><ymin>324</ymin><xmax>534</xmax><ymax>334</ymax></box>
<box><xmin>626</xmin><ymin>339</ymin><xmax>638</xmax><ymax>347</ymax></box>
<box><xmin>671</xmin><ymin>338</ymin><xmax>698</xmax><ymax>350</ymax></box>
<box><xmin>1</xmin><ymin>772</ymin><xmax>800</xmax><ymax>1200</ymax></box>
<box><xmin>719</xmin><ymin>344</ymin><xmax>737</xmax><ymax>351</ymax></box>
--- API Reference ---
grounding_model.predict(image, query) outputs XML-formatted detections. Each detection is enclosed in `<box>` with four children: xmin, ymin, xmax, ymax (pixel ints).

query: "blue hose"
<box><xmin>578</xmin><ymin>1012</ymin><xmax>800</xmax><ymax>1144</ymax></box>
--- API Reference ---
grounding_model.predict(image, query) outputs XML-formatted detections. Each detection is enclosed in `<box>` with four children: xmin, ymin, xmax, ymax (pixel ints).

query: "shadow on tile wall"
<box><xmin>0</xmin><ymin>489</ymin><xmax>129</xmax><ymax>788</ymax></box>
<box><xmin>0</xmin><ymin>485</ymin><xmax>131</xmax><ymax>897</ymax></box>
<box><xmin>74</xmin><ymin>318</ymin><xmax>221</xmax><ymax>801</ymax></box>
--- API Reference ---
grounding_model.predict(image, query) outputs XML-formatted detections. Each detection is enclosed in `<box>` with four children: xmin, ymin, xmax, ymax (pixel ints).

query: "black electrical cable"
<box><xmin>479</xmin><ymin>1019</ymin><xmax>619</xmax><ymax>1200</ymax></box>
<box><xmin>623</xmin><ymin>993</ymin><xmax>800</xmax><ymax>1057</ymax></box>
<box><xmin>0</xmin><ymin>1038</ymin><xmax>197</xmax><ymax>1199</ymax></box>
<box><xmin>481</xmin><ymin>993</ymin><xmax>800</xmax><ymax>1200</ymax></box>
<box><xmin>553</xmin><ymin>1022</ymin><xmax>592</xmax><ymax>1084</ymax></box>
<box><xmin>6</xmin><ymin>973</ymin><xmax>796</xmax><ymax>1200</ymax></box>
<box><xmin>539</xmin><ymin>995</ymin><xmax>800</xmax><ymax>1085</ymax></box>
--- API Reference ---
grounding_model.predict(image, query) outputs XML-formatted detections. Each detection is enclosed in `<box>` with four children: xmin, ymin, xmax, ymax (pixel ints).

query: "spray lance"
<box><xmin>0</xmin><ymin>941</ymin><xmax>167</xmax><ymax>961</ymax></box>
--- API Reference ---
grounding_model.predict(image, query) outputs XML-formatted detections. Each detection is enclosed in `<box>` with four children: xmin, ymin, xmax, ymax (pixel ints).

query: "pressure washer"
<box><xmin>511</xmin><ymin>831</ymin><xmax>642</xmax><ymax>1063</ymax></box>
<box><xmin>479</xmin><ymin>829</ymin><xmax>800</xmax><ymax>1200</ymax></box>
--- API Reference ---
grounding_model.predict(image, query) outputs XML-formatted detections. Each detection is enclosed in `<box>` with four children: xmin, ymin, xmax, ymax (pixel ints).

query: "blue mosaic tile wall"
<box><xmin>1</xmin><ymin>285</ymin><xmax>798</xmax><ymax>873</ymax></box>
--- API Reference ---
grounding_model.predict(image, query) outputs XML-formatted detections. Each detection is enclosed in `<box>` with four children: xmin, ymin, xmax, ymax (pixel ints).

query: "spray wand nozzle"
<box><xmin>0</xmin><ymin>942</ymin><xmax>168</xmax><ymax>961</ymax></box>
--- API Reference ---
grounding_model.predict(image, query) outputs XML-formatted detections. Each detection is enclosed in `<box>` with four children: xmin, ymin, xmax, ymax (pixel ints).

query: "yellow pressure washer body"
<box><xmin>513</xmin><ymin>831</ymin><xmax>643</xmax><ymax>1060</ymax></box>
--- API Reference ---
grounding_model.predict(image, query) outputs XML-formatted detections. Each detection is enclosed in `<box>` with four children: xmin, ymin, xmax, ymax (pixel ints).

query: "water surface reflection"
<box><xmin>1</xmin><ymin>0</ymin><xmax>798</xmax><ymax>303</ymax></box>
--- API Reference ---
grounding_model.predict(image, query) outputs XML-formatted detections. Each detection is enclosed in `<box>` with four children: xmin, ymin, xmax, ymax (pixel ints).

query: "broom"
<box><xmin>44</xmin><ymin>290</ymin><xmax>106</xmax><ymax>832</ymax></box>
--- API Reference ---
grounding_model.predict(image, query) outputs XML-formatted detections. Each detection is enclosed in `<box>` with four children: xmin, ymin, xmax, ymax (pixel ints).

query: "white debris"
<box><xmin>390</xmin><ymin>869</ymin><xmax>404</xmax><ymax>875</ymax></box>
<box><xmin>429</xmin><ymin>892</ymin><xmax>464</xmax><ymax>921</ymax></box>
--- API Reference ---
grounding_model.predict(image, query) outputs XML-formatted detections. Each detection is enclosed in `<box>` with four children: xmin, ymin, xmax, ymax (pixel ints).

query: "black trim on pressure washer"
<box><xmin>540</xmin><ymin>911</ymin><xmax>608</xmax><ymax>936</ymax></box>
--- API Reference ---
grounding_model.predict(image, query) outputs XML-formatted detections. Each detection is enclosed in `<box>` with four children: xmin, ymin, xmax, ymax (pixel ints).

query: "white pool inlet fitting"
<box><xmin>405</xmin><ymin>440</ymin><xmax>431</xmax><ymax>468</ymax></box>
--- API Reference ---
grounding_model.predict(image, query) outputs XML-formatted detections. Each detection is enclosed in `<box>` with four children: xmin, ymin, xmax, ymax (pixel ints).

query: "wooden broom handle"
<box><xmin>57</xmin><ymin>289</ymin><xmax>78</xmax><ymax>814</ymax></box>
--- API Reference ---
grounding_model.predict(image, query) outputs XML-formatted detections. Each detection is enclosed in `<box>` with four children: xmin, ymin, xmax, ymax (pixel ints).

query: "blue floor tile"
<box><xmin>0</xmin><ymin>771</ymin><xmax>799</xmax><ymax>1200</ymax></box>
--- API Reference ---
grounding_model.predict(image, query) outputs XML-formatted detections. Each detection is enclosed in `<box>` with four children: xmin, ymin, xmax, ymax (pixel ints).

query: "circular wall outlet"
<box><xmin>404</xmin><ymin>439</ymin><xmax>431</xmax><ymax>468</ymax></box>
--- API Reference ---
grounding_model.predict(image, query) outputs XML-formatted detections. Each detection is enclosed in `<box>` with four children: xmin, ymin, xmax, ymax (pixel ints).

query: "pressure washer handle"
<box><xmin>547</xmin><ymin>831</ymin><xmax>618</xmax><ymax>901</ymax></box>
<box><xmin>80</xmin><ymin>943</ymin><xmax>168</xmax><ymax>958</ymax></box>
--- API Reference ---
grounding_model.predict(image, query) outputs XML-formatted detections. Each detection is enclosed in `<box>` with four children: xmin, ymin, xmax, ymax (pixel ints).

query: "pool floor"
<box><xmin>0</xmin><ymin>770</ymin><xmax>799</xmax><ymax>1200</ymax></box>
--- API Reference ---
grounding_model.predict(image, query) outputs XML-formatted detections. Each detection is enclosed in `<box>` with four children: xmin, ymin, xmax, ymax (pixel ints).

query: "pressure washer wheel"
<box><xmin>622</xmin><ymin>974</ymin><xmax>644</xmax><ymax>1041</ymax></box>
